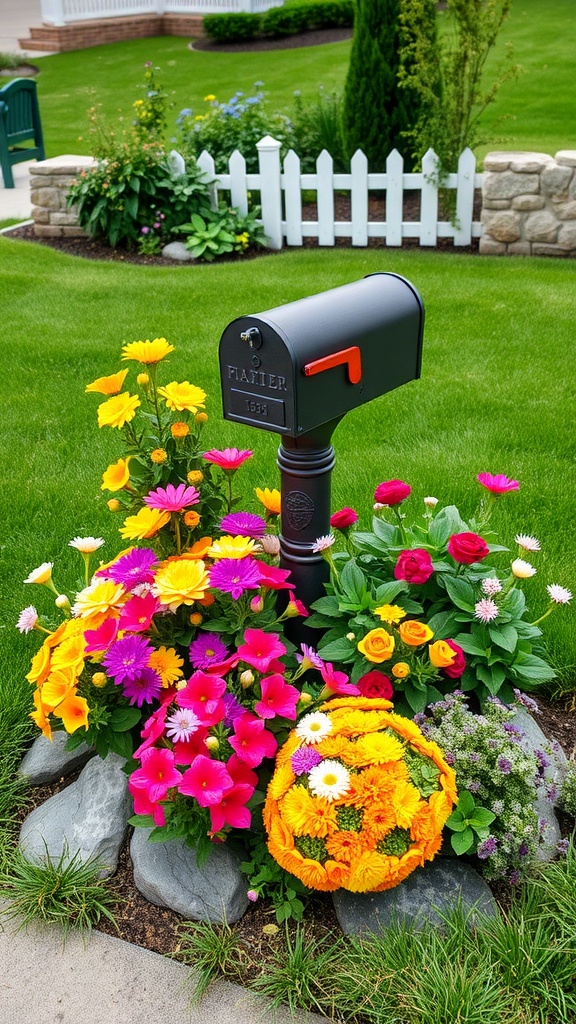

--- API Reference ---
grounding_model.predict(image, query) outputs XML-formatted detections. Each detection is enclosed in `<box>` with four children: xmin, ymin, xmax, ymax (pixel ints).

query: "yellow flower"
<box><xmin>107</xmin><ymin>498</ymin><xmax>121</xmax><ymax>512</ymax></box>
<box><xmin>120</xmin><ymin>506</ymin><xmax>170</xmax><ymax>540</ymax></box>
<box><xmin>148</xmin><ymin>646</ymin><xmax>184</xmax><ymax>687</ymax></box>
<box><xmin>398</xmin><ymin>620</ymin><xmax>434</xmax><ymax>646</ymax></box>
<box><xmin>30</xmin><ymin>690</ymin><xmax>52</xmax><ymax>740</ymax></box>
<box><xmin>204</xmin><ymin>94</ymin><xmax>216</xmax><ymax>101</ymax></box>
<box><xmin>373</xmin><ymin>604</ymin><xmax>406</xmax><ymax>625</ymax></box>
<box><xmin>357</xmin><ymin>628</ymin><xmax>395</xmax><ymax>663</ymax></box>
<box><xmin>346</xmin><ymin>851</ymin><xmax>390</xmax><ymax>893</ymax></box>
<box><xmin>187</xmin><ymin>470</ymin><xmax>204</xmax><ymax>485</ymax></box>
<box><xmin>354</xmin><ymin>731</ymin><xmax>405</xmax><ymax>764</ymax></box>
<box><xmin>41</xmin><ymin>667</ymin><xmax>77</xmax><ymax>707</ymax></box>
<box><xmin>157</xmin><ymin>381</ymin><xmax>207</xmax><ymax>413</ymax></box>
<box><xmin>137</xmin><ymin>372</ymin><xmax>150</xmax><ymax>386</ymax></box>
<box><xmin>392</xmin><ymin>662</ymin><xmax>410</xmax><ymax>679</ymax></box>
<box><xmin>171</xmin><ymin>421</ymin><xmax>190</xmax><ymax>438</ymax></box>
<box><xmin>428</xmin><ymin>639</ymin><xmax>458</xmax><ymax>668</ymax></box>
<box><xmin>150</xmin><ymin>448</ymin><xmax>167</xmax><ymax>464</ymax></box>
<box><xmin>184</xmin><ymin>510</ymin><xmax>200</xmax><ymax>529</ymax></box>
<box><xmin>121</xmin><ymin>338</ymin><xmax>174</xmax><ymax>364</ymax></box>
<box><xmin>101</xmin><ymin>456</ymin><xmax>132</xmax><ymax>491</ymax></box>
<box><xmin>50</xmin><ymin>633</ymin><xmax>86</xmax><ymax>675</ymax></box>
<box><xmin>280</xmin><ymin>787</ymin><xmax>338</xmax><ymax>838</ymax></box>
<box><xmin>53</xmin><ymin>690</ymin><xmax>90</xmax><ymax>733</ymax></box>
<box><xmin>24</xmin><ymin>561</ymin><xmax>54</xmax><ymax>586</ymax></box>
<box><xmin>255</xmin><ymin>487</ymin><xmax>281</xmax><ymax>515</ymax></box>
<box><xmin>73</xmin><ymin>580</ymin><xmax>126</xmax><ymax>626</ymax></box>
<box><xmin>153</xmin><ymin>558</ymin><xmax>210</xmax><ymax>612</ymax></box>
<box><xmin>85</xmin><ymin>369</ymin><xmax>129</xmax><ymax>395</ymax></box>
<box><xmin>207</xmin><ymin>535</ymin><xmax>256</xmax><ymax>559</ymax></box>
<box><xmin>97</xmin><ymin>392</ymin><xmax>141</xmax><ymax>429</ymax></box>
<box><xmin>391</xmin><ymin>780</ymin><xmax>424</xmax><ymax>828</ymax></box>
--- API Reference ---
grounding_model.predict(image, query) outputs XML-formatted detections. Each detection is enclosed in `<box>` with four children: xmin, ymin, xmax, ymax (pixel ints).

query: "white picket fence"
<box><xmin>196</xmin><ymin>137</ymin><xmax>483</xmax><ymax>250</ymax></box>
<box><xmin>41</xmin><ymin>0</ymin><xmax>281</xmax><ymax>25</ymax></box>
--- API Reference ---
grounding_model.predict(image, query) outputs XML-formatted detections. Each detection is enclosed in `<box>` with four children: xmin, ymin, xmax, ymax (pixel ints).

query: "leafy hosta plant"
<box><xmin>306</xmin><ymin>476</ymin><xmax>571</xmax><ymax>715</ymax></box>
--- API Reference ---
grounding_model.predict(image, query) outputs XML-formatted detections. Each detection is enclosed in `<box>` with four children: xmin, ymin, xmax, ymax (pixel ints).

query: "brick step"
<box><xmin>19</xmin><ymin>14</ymin><xmax>204</xmax><ymax>53</ymax></box>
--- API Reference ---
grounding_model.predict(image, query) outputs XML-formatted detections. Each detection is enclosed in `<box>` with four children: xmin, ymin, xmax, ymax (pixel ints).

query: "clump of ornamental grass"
<box><xmin>177</xmin><ymin>918</ymin><xmax>246</xmax><ymax>1002</ymax></box>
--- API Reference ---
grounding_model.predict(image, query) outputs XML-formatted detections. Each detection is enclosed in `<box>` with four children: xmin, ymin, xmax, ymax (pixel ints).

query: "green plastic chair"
<box><xmin>0</xmin><ymin>78</ymin><xmax>45</xmax><ymax>188</ymax></box>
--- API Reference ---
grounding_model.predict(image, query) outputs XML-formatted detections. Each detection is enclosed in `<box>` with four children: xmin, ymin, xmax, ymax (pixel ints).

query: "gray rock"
<box><xmin>131</xmin><ymin>828</ymin><xmax>249</xmax><ymax>924</ymax></box>
<box><xmin>19</xmin><ymin>753</ymin><xmax>131</xmax><ymax>877</ymax></box>
<box><xmin>511</xmin><ymin>194</ymin><xmax>546</xmax><ymax>211</ymax></box>
<box><xmin>524</xmin><ymin>210</ymin><xmax>559</xmax><ymax>243</ymax></box>
<box><xmin>332</xmin><ymin>859</ymin><xmax>497</xmax><ymax>935</ymax></box>
<box><xmin>555</xmin><ymin>150</ymin><xmax>576</xmax><ymax>168</ymax></box>
<box><xmin>161</xmin><ymin>241</ymin><xmax>194</xmax><ymax>261</ymax></box>
<box><xmin>481</xmin><ymin>210</ymin><xmax>521</xmax><ymax>243</ymax></box>
<box><xmin>19</xmin><ymin>731</ymin><xmax>94</xmax><ymax>785</ymax></box>
<box><xmin>510</xmin><ymin>709</ymin><xmax>567</xmax><ymax>862</ymax></box>
<box><xmin>483</xmin><ymin>170</ymin><xmax>540</xmax><ymax>200</ymax></box>
<box><xmin>541</xmin><ymin>164</ymin><xmax>573</xmax><ymax>197</ymax></box>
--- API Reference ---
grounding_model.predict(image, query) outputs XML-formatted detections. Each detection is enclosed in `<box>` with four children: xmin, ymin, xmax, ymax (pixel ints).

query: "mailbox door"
<box><xmin>219</xmin><ymin>317</ymin><xmax>296</xmax><ymax>435</ymax></box>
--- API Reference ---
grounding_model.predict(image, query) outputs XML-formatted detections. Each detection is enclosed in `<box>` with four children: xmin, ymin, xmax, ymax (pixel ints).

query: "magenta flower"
<box><xmin>228</xmin><ymin>713</ymin><xmax>278</xmax><ymax>768</ymax></box>
<box><xmin>103</xmin><ymin>635</ymin><xmax>154</xmax><ymax>683</ymax></box>
<box><xmin>203</xmin><ymin>448</ymin><xmax>253</xmax><ymax>471</ymax></box>
<box><xmin>130</xmin><ymin>746</ymin><xmax>182</xmax><ymax>802</ymax></box>
<box><xmin>237</xmin><ymin>629</ymin><xmax>287</xmax><ymax>672</ymax></box>
<box><xmin>128</xmin><ymin>778</ymin><xmax>166</xmax><ymax>826</ymax></box>
<box><xmin>254</xmin><ymin>674</ymin><xmax>300</xmax><ymax>720</ymax></box>
<box><xmin>209</xmin><ymin>782</ymin><xmax>253</xmax><ymax>833</ymax></box>
<box><xmin>291</xmin><ymin>747</ymin><xmax>323</xmax><ymax>776</ymax></box>
<box><xmin>144</xmin><ymin>483</ymin><xmax>200</xmax><ymax>512</ymax></box>
<box><xmin>209</xmin><ymin>557</ymin><xmax>262</xmax><ymax>599</ymax></box>
<box><xmin>189</xmin><ymin>633</ymin><xmax>229</xmax><ymax>670</ymax></box>
<box><xmin>83</xmin><ymin>617</ymin><xmax>119</xmax><ymax>654</ymax></box>
<box><xmin>374</xmin><ymin>479</ymin><xmax>411</xmax><ymax>506</ymax></box>
<box><xmin>118</xmin><ymin>591</ymin><xmax>160</xmax><ymax>632</ymax></box>
<box><xmin>134</xmin><ymin>703</ymin><xmax>169</xmax><ymax>757</ymax></box>
<box><xmin>99</xmin><ymin>548</ymin><xmax>157</xmax><ymax>588</ymax></box>
<box><xmin>256</xmin><ymin>563</ymin><xmax>295</xmax><ymax>591</ymax></box>
<box><xmin>176</xmin><ymin>670</ymin><xmax>226</xmax><ymax>726</ymax></box>
<box><xmin>121</xmin><ymin>667</ymin><xmax>162</xmax><ymax>706</ymax></box>
<box><xmin>226</xmin><ymin>753</ymin><xmax>258</xmax><ymax>789</ymax></box>
<box><xmin>219</xmin><ymin>511</ymin><xmax>267</xmax><ymax>538</ymax></box>
<box><xmin>320</xmin><ymin>662</ymin><xmax>360</xmax><ymax>696</ymax></box>
<box><xmin>330</xmin><ymin>507</ymin><xmax>359</xmax><ymax>530</ymax></box>
<box><xmin>477</xmin><ymin>473</ymin><xmax>520</xmax><ymax>495</ymax></box>
<box><xmin>178</xmin><ymin>754</ymin><xmax>233</xmax><ymax>807</ymax></box>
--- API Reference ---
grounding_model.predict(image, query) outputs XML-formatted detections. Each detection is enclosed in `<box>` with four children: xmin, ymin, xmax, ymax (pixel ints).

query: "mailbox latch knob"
<box><xmin>240</xmin><ymin>327</ymin><xmax>262</xmax><ymax>350</ymax></box>
<box><xmin>304</xmin><ymin>346</ymin><xmax>362</xmax><ymax>385</ymax></box>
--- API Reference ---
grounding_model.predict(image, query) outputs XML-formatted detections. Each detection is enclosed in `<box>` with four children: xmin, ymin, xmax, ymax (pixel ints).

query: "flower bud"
<box><xmin>346</xmin><ymin>632</ymin><xmax>355</xmax><ymax>641</ymax></box>
<box><xmin>260</xmin><ymin>534</ymin><xmax>280</xmax><ymax>557</ymax></box>
<box><xmin>187</xmin><ymin>470</ymin><xmax>204</xmax><ymax>485</ymax></box>
<box><xmin>137</xmin><ymin>372</ymin><xmax>149</xmax><ymax>386</ymax></box>
<box><xmin>246</xmin><ymin>889</ymin><xmax>259</xmax><ymax>903</ymax></box>
<box><xmin>424</xmin><ymin>496</ymin><xmax>439</xmax><ymax>509</ymax></box>
<box><xmin>107</xmin><ymin>498</ymin><xmax>120</xmax><ymax>512</ymax></box>
<box><xmin>189</xmin><ymin>612</ymin><xmax>203</xmax><ymax>626</ymax></box>
<box><xmin>250</xmin><ymin>596</ymin><xmax>264</xmax><ymax>614</ymax></box>
<box><xmin>195</xmin><ymin>412</ymin><xmax>208</xmax><ymax>425</ymax></box>
<box><xmin>511</xmin><ymin>558</ymin><xmax>537</xmax><ymax>579</ymax></box>
<box><xmin>92</xmin><ymin>672</ymin><xmax>108</xmax><ymax>688</ymax></box>
<box><xmin>55</xmin><ymin>594</ymin><xmax>70</xmax><ymax>610</ymax></box>
<box><xmin>298</xmin><ymin>692</ymin><xmax>313</xmax><ymax>706</ymax></box>
<box><xmin>392</xmin><ymin>662</ymin><xmax>410</xmax><ymax>679</ymax></box>
<box><xmin>171</xmin><ymin>421</ymin><xmax>190</xmax><ymax>438</ymax></box>
<box><xmin>150</xmin><ymin>448</ymin><xmax>167</xmax><ymax>465</ymax></box>
<box><xmin>205</xmin><ymin>735</ymin><xmax>219</xmax><ymax>751</ymax></box>
<box><xmin>240</xmin><ymin>669</ymin><xmax>255</xmax><ymax>689</ymax></box>
<box><xmin>184</xmin><ymin>510</ymin><xmax>200</xmax><ymax>528</ymax></box>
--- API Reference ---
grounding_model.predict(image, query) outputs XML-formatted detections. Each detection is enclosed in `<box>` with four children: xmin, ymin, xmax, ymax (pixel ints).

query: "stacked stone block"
<box><xmin>480</xmin><ymin>150</ymin><xmax>576</xmax><ymax>256</ymax></box>
<box><xmin>30</xmin><ymin>156</ymin><xmax>96</xmax><ymax>238</ymax></box>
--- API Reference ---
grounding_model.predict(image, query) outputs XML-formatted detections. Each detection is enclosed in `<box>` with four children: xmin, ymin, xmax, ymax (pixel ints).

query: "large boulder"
<box><xmin>19</xmin><ymin>731</ymin><xmax>94</xmax><ymax>785</ymax></box>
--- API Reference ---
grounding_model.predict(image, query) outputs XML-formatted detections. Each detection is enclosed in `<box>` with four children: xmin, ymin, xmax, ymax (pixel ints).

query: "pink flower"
<box><xmin>203</xmin><ymin>448</ymin><xmax>253</xmax><ymax>471</ymax></box>
<box><xmin>357</xmin><ymin>671</ymin><xmax>394</xmax><ymax>699</ymax></box>
<box><xmin>394</xmin><ymin>548</ymin><xmax>434</xmax><ymax>584</ymax></box>
<box><xmin>178</xmin><ymin>754</ymin><xmax>233</xmax><ymax>807</ymax></box>
<box><xmin>442</xmin><ymin>640</ymin><xmax>466</xmax><ymax>679</ymax></box>
<box><xmin>448</xmin><ymin>532</ymin><xmax>490</xmax><ymax>565</ymax></box>
<box><xmin>83</xmin><ymin>617</ymin><xmax>119</xmax><ymax>654</ymax></box>
<box><xmin>134</xmin><ymin>703</ymin><xmax>170</xmax><ymax>757</ymax></box>
<box><xmin>144</xmin><ymin>482</ymin><xmax>201</xmax><ymax>512</ymax></box>
<box><xmin>228</xmin><ymin>713</ymin><xmax>278</xmax><ymax>768</ymax></box>
<box><xmin>330</xmin><ymin>507</ymin><xmax>358</xmax><ymax>530</ymax></box>
<box><xmin>474</xmin><ymin>598</ymin><xmax>499</xmax><ymax>624</ymax></box>
<box><xmin>130</xmin><ymin>746</ymin><xmax>182</xmax><ymax>803</ymax></box>
<box><xmin>172</xmin><ymin>730</ymin><xmax>209</xmax><ymax>765</ymax></box>
<box><xmin>128</xmin><ymin>777</ymin><xmax>166</xmax><ymax>826</ymax></box>
<box><xmin>237</xmin><ymin>629</ymin><xmax>287</xmax><ymax>672</ymax></box>
<box><xmin>477</xmin><ymin>473</ymin><xmax>519</xmax><ymax>495</ymax></box>
<box><xmin>209</xmin><ymin>782</ymin><xmax>253</xmax><ymax>833</ymax></box>
<box><xmin>118</xmin><ymin>591</ymin><xmax>160</xmax><ymax>632</ymax></box>
<box><xmin>254</xmin><ymin>674</ymin><xmax>300</xmax><ymax>720</ymax></box>
<box><xmin>320</xmin><ymin>662</ymin><xmax>360</xmax><ymax>696</ymax></box>
<box><xmin>286</xmin><ymin>595</ymin><xmax>309</xmax><ymax>618</ymax></box>
<box><xmin>256</xmin><ymin>563</ymin><xmax>295</xmax><ymax>591</ymax></box>
<box><xmin>226</xmin><ymin>754</ymin><xmax>258</xmax><ymax>788</ymax></box>
<box><xmin>176</xmin><ymin>671</ymin><xmax>226</xmax><ymax>727</ymax></box>
<box><xmin>374</xmin><ymin>479</ymin><xmax>411</xmax><ymax>505</ymax></box>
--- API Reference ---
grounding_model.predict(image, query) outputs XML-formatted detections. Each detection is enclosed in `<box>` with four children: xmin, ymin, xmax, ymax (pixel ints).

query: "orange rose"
<box><xmin>398</xmin><ymin>620</ymin><xmax>434</xmax><ymax>646</ymax></box>
<box><xmin>428</xmin><ymin>640</ymin><xmax>457</xmax><ymax>668</ymax></box>
<box><xmin>357</xmin><ymin>628</ymin><xmax>395</xmax><ymax>663</ymax></box>
<box><xmin>392</xmin><ymin>662</ymin><xmax>410</xmax><ymax>679</ymax></box>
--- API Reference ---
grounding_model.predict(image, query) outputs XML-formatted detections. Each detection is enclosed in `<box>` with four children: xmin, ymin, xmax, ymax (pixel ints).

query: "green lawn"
<box><xmin>24</xmin><ymin>0</ymin><xmax>575</xmax><ymax>162</ymax></box>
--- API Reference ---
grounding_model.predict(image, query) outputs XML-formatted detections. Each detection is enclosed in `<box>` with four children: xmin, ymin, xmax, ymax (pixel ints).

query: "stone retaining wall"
<box><xmin>480</xmin><ymin>150</ymin><xmax>576</xmax><ymax>257</ymax></box>
<box><xmin>30</xmin><ymin>156</ymin><xmax>96</xmax><ymax>238</ymax></box>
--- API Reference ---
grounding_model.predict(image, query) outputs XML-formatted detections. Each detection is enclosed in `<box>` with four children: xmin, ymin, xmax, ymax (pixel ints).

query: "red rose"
<box><xmin>374</xmin><ymin>479</ymin><xmax>411</xmax><ymax>506</ymax></box>
<box><xmin>447</xmin><ymin>532</ymin><xmax>490</xmax><ymax>565</ymax></box>
<box><xmin>394</xmin><ymin>548</ymin><xmax>435</xmax><ymax>585</ymax></box>
<box><xmin>357</xmin><ymin>671</ymin><xmax>394</xmax><ymax>699</ymax></box>
<box><xmin>442</xmin><ymin>640</ymin><xmax>466</xmax><ymax>679</ymax></box>
<box><xmin>330</xmin><ymin>507</ymin><xmax>359</xmax><ymax>530</ymax></box>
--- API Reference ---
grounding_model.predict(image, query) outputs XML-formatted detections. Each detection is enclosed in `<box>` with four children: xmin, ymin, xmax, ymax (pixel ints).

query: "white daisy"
<box><xmin>515</xmin><ymin>534</ymin><xmax>541</xmax><ymax>553</ymax></box>
<box><xmin>308</xmin><ymin>760</ymin><xmax>351</xmax><ymax>802</ymax></box>
<box><xmin>23</xmin><ymin>562</ymin><xmax>53</xmax><ymax>585</ymax></box>
<box><xmin>69</xmin><ymin>536</ymin><xmax>105</xmax><ymax>554</ymax></box>
<box><xmin>295</xmin><ymin>711</ymin><xmax>332</xmax><ymax>745</ymax></box>
<box><xmin>424</xmin><ymin>496</ymin><xmax>439</xmax><ymax>509</ymax></box>
<box><xmin>16</xmin><ymin>606</ymin><xmax>38</xmax><ymax>633</ymax></box>
<box><xmin>165</xmin><ymin>708</ymin><xmax>200</xmax><ymax>743</ymax></box>
<box><xmin>546</xmin><ymin>584</ymin><xmax>572</xmax><ymax>605</ymax></box>
<box><xmin>312</xmin><ymin>534</ymin><xmax>335</xmax><ymax>553</ymax></box>
<box><xmin>511</xmin><ymin>558</ymin><xmax>537</xmax><ymax>579</ymax></box>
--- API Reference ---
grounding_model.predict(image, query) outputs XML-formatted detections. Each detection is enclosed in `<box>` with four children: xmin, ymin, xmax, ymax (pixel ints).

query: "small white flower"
<box><xmin>69</xmin><ymin>536</ymin><xmax>105</xmax><ymax>554</ymax></box>
<box><xmin>16</xmin><ymin>605</ymin><xmax>38</xmax><ymax>633</ymax></box>
<box><xmin>546</xmin><ymin>584</ymin><xmax>572</xmax><ymax>605</ymax></box>
<box><xmin>165</xmin><ymin>708</ymin><xmax>200</xmax><ymax>743</ymax></box>
<box><xmin>424</xmin><ymin>496</ymin><xmax>439</xmax><ymax>509</ymax></box>
<box><xmin>474</xmin><ymin>598</ymin><xmax>499</xmax><ymax>624</ymax></box>
<box><xmin>23</xmin><ymin>562</ymin><xmax>53</xmax><ymax>585</ymax></box>
<box><xmin>131</xmin><ymin>582</ymin><xmax>154</xmax><ymax>597</ymax></box>
<box><xmin>55</xmin><ymin>594</ymin><xmax>70</xmax><ymax>609</ymax></box>
<box><xmin>308</xmin><ymin>759</ymin><xmax>351</xmax><ymax>802</ymax></box>
<box><xmin>295</xmin><ymin>711</ymin><xmax>332</xmax><ymax>745</ymax></box>
<box><xmin>373</xmin><ymin>502</ymin><xmax>385</xmax><ymax>512</ymax></box>
<box><xmin>481</xmin><ymin>576</ymin><xmax>502</xmax><ymax>597</ymax></box>
<box><xmin>312</xmin><ymin>534</ymin><xmax>335</xmax><ymax>553</ymax></box>
<box><xmin>515</xmin><ymin>534</ymin><xmax>540</xmax><ymax>553</ymax></box>
<box><xmin>511</xmin><ymin>558</ymin><xmax>537</xmax><ymax>579</ymax></box>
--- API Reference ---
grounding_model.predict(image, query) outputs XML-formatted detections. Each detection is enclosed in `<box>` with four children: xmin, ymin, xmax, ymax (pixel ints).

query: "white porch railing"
<box><xmin>41</xmin><ymin>0</ymin><xmax>282</xmax><ymax>24</ymax></box>
<box><xmin>197</xmin><ymin>138</ymin><xmax>483</xmax><ymax>250</ymax></box>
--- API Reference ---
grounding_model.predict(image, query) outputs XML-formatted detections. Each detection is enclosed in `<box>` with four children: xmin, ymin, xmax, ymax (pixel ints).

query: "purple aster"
<box><xmin>165</xmin><ymin>708</ymin><xmax>201</xmax><ymax>743</ymax></box>
<box><xmin>209</xmin><ymin>557</ymin><xmax>261</xmax><ymax>600</ymax></box>
<box><xmin>219</xmin><ymin>511</ymin><xmax>267</xmax><ymax>538</ymax></box>
<box><xmin>547</xmin><ymin>783</ymin><xmax>559</xmax><ymax>802</ymax></box>
<box><xmin>535</xmin><ymin>749</ymin><xmax>551</xmax><ymax>771</ymax></box>
<box><xmin>223</xmin><ymin>693</ymin><xmax>245</xmax><ymax>728</ymax></box>
<box><xmin>497</xmin><ymin>756</ymin><xmax>512</xmax><ymax>775</ymax></box>
<box><xmin>103</xmin><ymin>635</ymin><xmax>154</xmax><ymax>684</ymax></box>
<box><xmin>513</xmin><ymin>690</ymin><xmax>540</xmax><ymax>714</ymax></box>
<box><xmin>503</xmin><ymin>723</ymin><xmax>524</xmax><ymax>740</ymax></box>
<box><xmin>291</xmin><ymin>747</ymin><xmax>323</xmax><ymax>776</ymax></box>
<box><xmin>518</xmin><ymin>842</ymin><xmax>529</xmax><ymax>857</ymax></box>
<box><xmin>296</xmin><ymin>643</ymin><xmax>325</xmax><ymax>670</ymax></box>
<box><xmin>144</xmin><ymin>483</ymin><xmax>200</xmax><ymax>512</ymax></box>
<box><xmin>121</xmin><ymin>667</ymin><xmax>162</xmax><ymax>707</ymax></box>
<box><xmin>477</xmin><ymin>836</ymin><xmax>497</xmax><ymax>860</ymax></box>
<box><xmin>189</xmin><ymin>633</ymin><xmax>229</xmax><ymax>670</ymax></box>
<box><xmin>100</xmin><ymin>548</ymin><xmax>158</xmax><ymax>588</ymax></box>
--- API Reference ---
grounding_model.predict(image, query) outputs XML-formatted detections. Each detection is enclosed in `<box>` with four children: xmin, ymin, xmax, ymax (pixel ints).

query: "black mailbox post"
<box><xmin>218</xmin><ymin>273</ymin><xmax>424</xmax><ymax>630</ymax></box>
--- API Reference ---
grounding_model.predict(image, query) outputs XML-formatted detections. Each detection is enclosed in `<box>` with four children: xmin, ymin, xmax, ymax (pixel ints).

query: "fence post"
<box><xmin>257</xmin><ymin>136</ymin><xmax>283</xmax><ymax>250</ymax></box>
<box><xmin>229</xmin><ymin>150</ymin><xmax>248</xmax><ymax>217</ymax></box>
<box><xmin>454</xmin><ymin>147</ymin><xmax>476</xmax><ymax>246</ymax></box>
<box><xmin>386</xmin><ymin>149</ymin><xmax>403</xmax><ymax>247</ymax></box>
<box><xmin>197</xmin><ymin>151</ymin><xmax>219</xmax><ymax>211</ymax></box>
<box><xmin>317</xmin><ymin>150</ymin><xmax>335</xmax><ymax>246</ymax></box>
<box><xmin>350</xmin><ymin>149</ymin><xmax>368</xmax><ymax>247</ymax></box>
<box><xmin>420</xmin><ymin>149</ymin><xmax>439</xmax><ymax>246</ymax></box>
<box><xmin>284</xmin><ymin>150</ymin><xmax>303</xmax><ymax>246</ymax></box>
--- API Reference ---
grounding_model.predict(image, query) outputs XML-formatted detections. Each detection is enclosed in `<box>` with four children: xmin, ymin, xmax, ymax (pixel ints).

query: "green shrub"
<box><xmin>202</xmin><ymin>13</ymin><xmax>262</xmax><ymax>43</ymax></box>
<box><xmin>203</xmin><ymin>0</ymin><xmax>353</xmax><ymax>43</ymax></box>
<box><xmin>290</xmin><ymin>87</ymin><xmax>346</xmax><ymax>171</ymax></box>
<box><xmin>176</xmin><ymin>204</ymin><xmax>267</xmax><ymax>261</ymax></box>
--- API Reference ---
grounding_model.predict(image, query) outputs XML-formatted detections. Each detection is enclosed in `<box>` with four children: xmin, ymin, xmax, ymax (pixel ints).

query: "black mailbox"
<box><xmin>219</xmin><ymin>272</ymin><xmax>424</xmax><ymax>438</ymax></box>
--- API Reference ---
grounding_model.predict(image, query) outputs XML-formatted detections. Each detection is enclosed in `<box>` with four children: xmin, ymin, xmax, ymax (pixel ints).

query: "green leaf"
<box><xmin>455</xmin><ymin>790</ymin><xmax>475</xmax><ymax>816</ymax></box>
<box><xmin>511</xmin><ymin>651</ymin><xmax>556</xmax><ymax>683</ymax></box>
<box><xmin>372</xmin><ymin>518</ymin><xmax>400</xmax><ymax>546</ymax></box>
<box><xmin>309</xmin><ymin>595</ymin><xmax>343</xmax><ymax>618</ymax></box>
<box><xmin>128</xmin><ymin>814</ymin><xmax>156</xmax><ymax>829</ymax></box>
<box><xmin>469</xmin><ymin>807</ymin><xmax>496</xmax><ymax>828</ymax></box>
<box><xmin>428</xmin><ymin>505</ymin><xmax>468</xmax><ymax>548</ymax></box>
<box><xmin>340</xmin><ymin>560</ymin><xmax>367</xmax><ymax>604</ymax></box>
<box><xmin>453</xmin><ymin>632</ymin><xmax>487</xmax><ymax>657</ymax></box>
<box><xmin>373</xmin><ymin>580</ymin><xmax>409</xmax><ymax>604</ymax></box>
<box><xmin>451</xmin><ymin>828</ymin><xmax>475</xmax><ymax>855</ymax></box>
<box><xmin>489</xmin><ymin>624</ymin><xmax>518</xmax><ymax>653</ymax></box>
<box><xmin>317</xmin><ymin>637</ymin><xmax>356</xmax><ymax>662</ymax></box>
<box><xmin>426</xmin><ymin>609</ymin><xmax>462</xmax><ymax>639</ymax></box>
<box><xmin>443</xmin><ymin>576</ymin><xmax>476</xmax><ymax>613</ymax></box>
<box><xmin>109</xmin><ymin>707</ymin><xmax>142</xmax><ymax>732</ymax></box>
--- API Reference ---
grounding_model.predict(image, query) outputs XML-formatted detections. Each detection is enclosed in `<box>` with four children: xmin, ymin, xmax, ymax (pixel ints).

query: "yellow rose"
<box><xmin>392</xmin><ymin>662</ymin><xmax>410</xmax><ymax>679</ymax></box>
<box><xmin>428</xmin><ymin>640</ymin><xmax>457</xmax><ymax>668</ymax></box>
<box><xmin>357</xmin><ymin>628</ymin><xmax>395</xmax><ymax>664</ymax></box>
<box><xmin>398</xmin><ymin>620</ymin><xmax>434</xmax><ymax>647</ymax></box>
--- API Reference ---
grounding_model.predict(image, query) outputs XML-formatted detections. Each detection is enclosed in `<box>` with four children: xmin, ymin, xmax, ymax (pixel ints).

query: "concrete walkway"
<box><xmin>0</xmin><ymin>159</ymin><xmax>35</xmax><ymax>219</ymax></box>
<box><xmin>0</xmin><ymin>910</ymin><xmax>328</xmax><ymax>1024</ymax></box>
<box><xmin>0</xmin><ymin>0</ymin><xmax>53</xmax><ymax>55</ymax></box>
